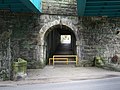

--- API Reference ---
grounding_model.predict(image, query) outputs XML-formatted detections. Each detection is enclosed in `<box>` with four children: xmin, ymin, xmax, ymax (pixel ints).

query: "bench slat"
<box><xmin>53</xmin><ymin>55</ymin><xmax>78</xmax><ymax>65</ymax></box>
<box><xmin>49</xmin><ymin>58</ymin><xmax>68</xmax><ymax>65</ymax></box>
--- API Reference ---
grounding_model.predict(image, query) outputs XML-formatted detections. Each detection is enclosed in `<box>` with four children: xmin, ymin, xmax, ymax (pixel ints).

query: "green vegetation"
<box><xmin>94</xmin><ymin>56</ymin><xmax>105</xmax><ymax>67</ymax></box>
<box><xmin>0</xmin><ymin>68</ymin><xmax>9</xmax><ymax>81</ymax></box>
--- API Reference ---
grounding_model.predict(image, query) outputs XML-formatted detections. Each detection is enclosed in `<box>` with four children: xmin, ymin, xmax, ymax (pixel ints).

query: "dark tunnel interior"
<box><xmin>45</xmin><ymin>25</ymin><xmax>76</xmax><ymax>64</ymax></box>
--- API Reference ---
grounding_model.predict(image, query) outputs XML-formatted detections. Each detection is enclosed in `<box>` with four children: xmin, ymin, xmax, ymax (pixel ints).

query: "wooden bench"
<box><xmin>53</xmin><ymin>55</ymin><xmax>78</xmax><ymax>65</ymax></box>
<box><xmin>49</xmin><ymin>58</ymin><xmax>68</xmax><ymax>65</ymax></box>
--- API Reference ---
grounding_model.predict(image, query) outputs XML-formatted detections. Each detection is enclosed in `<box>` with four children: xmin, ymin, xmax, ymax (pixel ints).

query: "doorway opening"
<box><xmin>44</xmin><ymin>25</ymin><xmax>77</xmax><ymax>64</ymax></box>
<box><xmin>60</xmin><ymin>35</ymin><xmax>71</xmax><ymax>44</ymax></box>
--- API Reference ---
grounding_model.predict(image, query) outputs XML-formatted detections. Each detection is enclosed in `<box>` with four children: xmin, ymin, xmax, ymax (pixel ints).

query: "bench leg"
<box><xmin>53</xmin><ymin>56</ymin><xmax>55</xmax><ymax>65</ymax></box>
<box><xmin>66</xmin><ymin>58</ymin><xmax>68</xmax><ymax>65</ymax></box>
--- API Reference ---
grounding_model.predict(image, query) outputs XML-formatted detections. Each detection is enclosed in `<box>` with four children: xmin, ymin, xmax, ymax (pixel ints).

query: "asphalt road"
<box><xmin>1</xmin><ymin>77</ymin><xmax>120</xmax><ymax>90</ymax></box>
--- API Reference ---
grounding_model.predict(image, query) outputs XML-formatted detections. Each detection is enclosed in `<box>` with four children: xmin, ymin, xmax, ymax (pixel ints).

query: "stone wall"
<box><xmin>42</xmin><ymin>0</ymin><xmax>77</xmax><ymax>15</ymax></box>
<box><xmin>38</xmin><ymin>15</ymin><xmax>120</xmax><ymax>67</ymax></box>
<box><xmin>80</xmin><ymin>17</ymin><xmax>120</xmax><ymax>62</ymax></box>
<box><xmin>0</xmin><ymin>11</ymin><xmax>42</xmax><ymax>71</ymax></box>
<box><xmin>0</xmin><ymin>11</ymin><xmax>120</xmax><ymax>75</ymax></box>
<box><xmin>2</xmin><ymin>14</ymin><xmax>79</xmax><ymax>69</ymax></box>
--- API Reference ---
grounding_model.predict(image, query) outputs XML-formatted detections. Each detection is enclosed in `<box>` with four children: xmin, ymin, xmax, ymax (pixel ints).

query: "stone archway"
<box><xmin>37</xmin><ymin>19</ymin><xmax>81</xmax><ymax>67</ymax></box>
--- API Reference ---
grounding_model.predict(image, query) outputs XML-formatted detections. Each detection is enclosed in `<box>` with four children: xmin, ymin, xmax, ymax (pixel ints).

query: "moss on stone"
<box><xmin>0</xmin><ymin>68</ymin><xmax>9</xmax><ymax>81</ymax></box>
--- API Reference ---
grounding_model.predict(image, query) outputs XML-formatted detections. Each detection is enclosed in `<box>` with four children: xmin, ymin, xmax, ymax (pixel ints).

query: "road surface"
<box><xmin>1</xmin><ymin>77</ymin><xmax>120</xmax><ymax>90</ymax></box>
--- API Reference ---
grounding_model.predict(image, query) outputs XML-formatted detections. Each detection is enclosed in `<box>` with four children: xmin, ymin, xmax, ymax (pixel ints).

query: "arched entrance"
<box><xmin>37</xmin><ymin>19</ymin><xmax>80</xmax><ymax>67</ymax></box>
<box><xmin>44</xmin><ymin>25</ymin><xmax>77</xmax><ymax>64</ymax></box>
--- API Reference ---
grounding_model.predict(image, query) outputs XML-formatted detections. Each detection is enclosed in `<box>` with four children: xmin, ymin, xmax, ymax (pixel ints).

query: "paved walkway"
<box><xmin>26</xmin><ymin>65</ymin><xmax>120</xmax><ymax>81</ymax></box>
<box><xmin>1</xmin><ymin>65</ymin><xmax>120</xmax><ymax>86</ymax></box>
